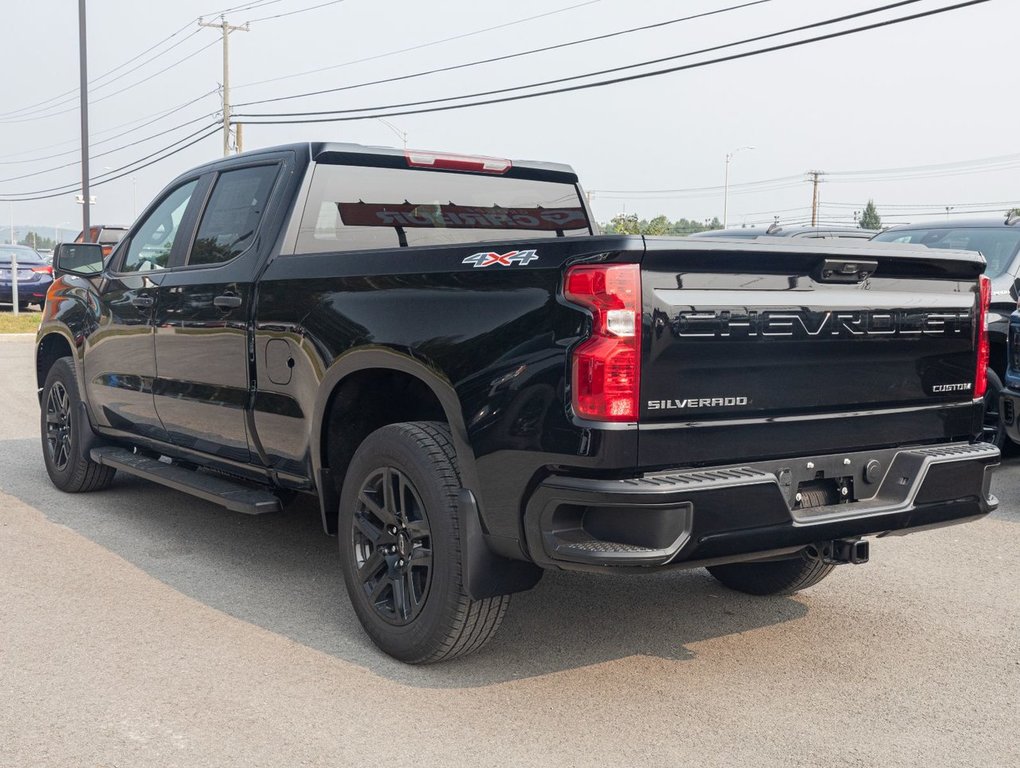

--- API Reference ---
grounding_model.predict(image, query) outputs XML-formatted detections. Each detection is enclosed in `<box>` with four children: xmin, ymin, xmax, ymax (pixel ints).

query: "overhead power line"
<box><xmin>0</xmin><ymin>28</ymin><xmax>202</xmax><ymax>120</ymax></box>
<box><xmin>825</xmin><ymin>198</ymin><xmax>1020</xmax><ymax>210</ymax></box>
<box><xmin>234</xmin><ymin>0</ymin><xmax>983</xmax><ymax>124</ymax></box>
<box><xmin>0</xmin><ymin>125</ymin><xmax>221</xmax><ymax>203</ymax></box>
<box><xmin>232</xmin><ymin>0</ymin><xmax>605</xmax><ymax>92</ymax></box>
<box><xmin>233</xmin><ymin>0</ymin><xmax>951</xmax><ymax>122</ymax></box>
<box><xmin>0</xmin><ymin>90</ymin><xmax>219</xmax><ymax>166</ymax></box>
<box><xmin>247</xmin><ymin>0</ymin><xmax>346</xmax><ymax>23</ymax></box>
<box><xmin>0</xmin><ymin>0</ymin><xmax>284</xmax><ymax>121</ymax></box>
<box><xmin>0</xmin><ymin>112</ymin><xmax>221</xmax><ymax>184</ymax></box>
<box><xmin>0</xmin><ymin>38</ymin><xmax>220</xmax><ymax>125</ymax></box>
<box><xmin>234</xmin><ymin>0</ymin><xmax>774</xmax><ymax>108</ymax></box>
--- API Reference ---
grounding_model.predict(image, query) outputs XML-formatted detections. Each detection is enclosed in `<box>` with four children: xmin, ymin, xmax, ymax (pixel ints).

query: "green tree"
<box><xmin>644</xmin><ymin>215</ymin><xmax>671</xmax><ymax>235</ymax></box>
<box><xmin>859</xmin><ymin>200</ymin><xmax>882</xmax><ymax>230</ymax></box>
<box><xmin>604</xmin><ymin>213</ymin><xmax>641</xmax><ymax>234</ymax></box>
<box><xmin>601</xmin><ymin>214</ymin><xmax>722</xmax><ymax>236</ymax></box>
<box><xmin>19</xmin><ymin>231</ymin><xmax>56</xmax><ymax>250</ymax></box>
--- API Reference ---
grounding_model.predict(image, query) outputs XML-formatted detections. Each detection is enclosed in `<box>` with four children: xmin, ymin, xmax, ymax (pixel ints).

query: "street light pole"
<box><xmin>723</xmin><ymin>146</ymin><xmax>755</xmax><ymax>229</ymax></box>
<box><xmin>376</xmin><ymin>118</ymin><xmax>408</xmax><ymax>149</ymax></box>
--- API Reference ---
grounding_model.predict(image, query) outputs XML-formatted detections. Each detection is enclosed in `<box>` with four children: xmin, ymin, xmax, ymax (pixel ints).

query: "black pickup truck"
<box><xmin>38</xmin><ymin>142</ymin><xmax>999</xmax><ymax>663</ymax></box>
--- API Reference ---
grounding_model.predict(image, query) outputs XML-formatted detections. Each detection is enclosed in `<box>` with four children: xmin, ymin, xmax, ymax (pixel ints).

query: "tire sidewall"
<box><xmin>40</xmin><ymin>358</ymin><xmax>83</xmax><ymax>488</ymax></box>
<box><xmin>338</xmin><ymin>424</ymin><xmax>462</xmax><ymax>660</ymax></box>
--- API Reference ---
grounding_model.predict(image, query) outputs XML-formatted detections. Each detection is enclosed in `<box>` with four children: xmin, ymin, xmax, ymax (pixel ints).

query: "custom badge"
<box><xmin>462</xmin><ymin>249</ymin><xmax>539</xmax><ymax>268</ymax></box>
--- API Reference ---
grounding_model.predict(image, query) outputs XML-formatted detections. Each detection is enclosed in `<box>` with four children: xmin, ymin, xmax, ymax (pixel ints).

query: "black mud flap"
<box><xmin>457</xmin><ymin>489</ymin><xmax>543</xmax><ymax>600</ymax></box>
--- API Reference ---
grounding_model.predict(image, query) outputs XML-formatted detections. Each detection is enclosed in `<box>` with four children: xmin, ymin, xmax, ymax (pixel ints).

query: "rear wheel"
<box><xmin>707</xmin><ymin>551</ymin><xmax>835</xmax><ymax>596</ymax></box>
<box><xmin>338</xmin><ymin>421</ymin><xmax>509</xmax><ymax>663</ymax></box>
<box><xmin>40</xmin><ymin>357</ymin><xmax>116</xmax><ymax>492</ymax></box>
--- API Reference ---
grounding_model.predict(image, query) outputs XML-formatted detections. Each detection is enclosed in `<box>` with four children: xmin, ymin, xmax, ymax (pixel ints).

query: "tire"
<box><xmin>707</xmin><ymin>551</ymin><xmax>835</xmax><ymax>596</ymax></box>
<box><xmin>979</xmin><ymin>369</ymin><xmax>1006</xmax><ymax>449</ymax></box>
<box><xmin>40</xmin><ymin>357</ymin><xmax>116</xmax><ymax>493</ymax></box>
<box><xmin>338</xmin><ymin>421</ymin><xmax>509</xmax><ymax>663</ymax></box>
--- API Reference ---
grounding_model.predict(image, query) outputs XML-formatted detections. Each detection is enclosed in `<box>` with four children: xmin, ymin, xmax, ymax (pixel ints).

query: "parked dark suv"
<box><xmin>872</xmin><ymin>216</ymin><xmax>1020</xmax><ymax>446</ymax></box>
<box><xmin>690</xmin><ymin>223</ymin><xmax>879</xmax><ymax>240</ymax></box>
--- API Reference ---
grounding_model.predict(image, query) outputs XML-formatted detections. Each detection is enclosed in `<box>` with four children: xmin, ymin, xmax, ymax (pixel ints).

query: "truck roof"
<box><xmin>184</xmin><ymin>141</ymin><xmax>579</xmax><ymax>184</ymax></box>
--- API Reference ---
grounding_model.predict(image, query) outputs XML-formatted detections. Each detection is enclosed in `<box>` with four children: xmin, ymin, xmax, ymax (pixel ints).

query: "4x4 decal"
<box><xmin>462</xmin><ymin>249</ymin><xmax>539</xmax><ymax>268</ymax></box>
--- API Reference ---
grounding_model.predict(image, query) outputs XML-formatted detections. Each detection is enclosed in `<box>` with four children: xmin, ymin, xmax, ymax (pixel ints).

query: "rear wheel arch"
<box><xmin>313</xmin><ymin>350</ymin><xmax>478</xmax><ymax>533</ymax></box>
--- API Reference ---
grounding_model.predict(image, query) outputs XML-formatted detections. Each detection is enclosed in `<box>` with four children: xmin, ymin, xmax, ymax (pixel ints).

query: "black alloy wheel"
<box><xmin>44</xmin><ymin>380</ymin><xmax>73</xmax><ymax>472</ymax></box>
<box><xmin>338</xmin><ymin>421</ymin><xmax>510</xmax><ymax>663</ymax></box>
<box><xmin>39</xmin><ymin>357</ymin><xmax>116</xmax><ymax>493</ymax></box>
<box><xmin>351</xmin><ymin>466</ymin><xmax>433</xmax><ymax>625</ymax></box>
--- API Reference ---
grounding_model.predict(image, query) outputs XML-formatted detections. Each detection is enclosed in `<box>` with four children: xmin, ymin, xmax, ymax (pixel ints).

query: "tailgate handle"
<box><xmin>816</xmin><ymin>258</ymin><xmax>877</xmax><ymax>283</ymax></box>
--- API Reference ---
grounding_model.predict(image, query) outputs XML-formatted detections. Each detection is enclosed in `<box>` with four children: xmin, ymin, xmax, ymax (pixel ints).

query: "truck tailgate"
<box><xmin>638</xmin><ymin>238</ymin><xmax>986</xmax><ymax>468</ymax></box>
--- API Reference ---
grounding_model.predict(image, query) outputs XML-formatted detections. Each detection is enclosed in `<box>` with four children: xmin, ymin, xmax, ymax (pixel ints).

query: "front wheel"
<box><xmin>707</xmin><ymin>551</ymin><xmax>835</xmax><ymax>596</ymax></box>
<box><xmin>338</xmin><ymin>421</ymin><xmax>509</xmax><ymax>663</ymax></box>
<box><xmin>40</xmin><ymin>357</ymin><xmax>116</xmax><ymax>492</ymax></box>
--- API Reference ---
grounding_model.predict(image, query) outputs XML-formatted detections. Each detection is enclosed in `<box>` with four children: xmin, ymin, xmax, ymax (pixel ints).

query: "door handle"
<box><xmin>130</xmin><ymin>295</ymin><xmax>154</xmax><ymax>308</ymax></box>
<box><xmin>214</xmin><ymin>294</ymin><xmax>242</xmax><ymax>309</ymax></box>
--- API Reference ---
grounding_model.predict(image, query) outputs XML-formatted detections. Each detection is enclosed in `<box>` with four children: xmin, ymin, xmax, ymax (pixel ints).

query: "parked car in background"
<box><xmin>872</xmin><ymin>216</ymin><xmax>1020</xmax><ymax>447</ymax></box>
<box><xmin>74</xmin><ymin>225</ymin><xmax>129</xmax><ymax>259</ymax></box>
<box><xmin>0</xmin><ymin>244</ymin><xmax>53</xmax><ymax>310</ymax></box>
<box><xmin>690</xmin><ymin>223</ymin><xmax>879</xmax><ymax>240</ymax></box>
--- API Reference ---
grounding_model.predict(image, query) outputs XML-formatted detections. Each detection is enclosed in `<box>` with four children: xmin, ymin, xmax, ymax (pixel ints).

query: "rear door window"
<box><xmin>187</xmin><ymin>164</ymin><xmax>279</xmax><ymax>266</ymax></box>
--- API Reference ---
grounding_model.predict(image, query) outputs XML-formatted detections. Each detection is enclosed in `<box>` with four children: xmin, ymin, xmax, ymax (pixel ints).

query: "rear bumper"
<box><xmin>0</xmin><ymin>284</ymin><xmax>49</xmax><ymax>302</ymax></box>
<box><xmin>523</xmin><ymin>442</ymin><xmax>999</xmax><ymax>572</ymax></box>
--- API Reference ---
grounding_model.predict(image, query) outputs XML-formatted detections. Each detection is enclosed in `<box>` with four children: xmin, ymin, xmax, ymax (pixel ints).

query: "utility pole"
<box><xmin>808</xmin><ymin>170</ymin><xmax>824</xmax><ymax>227</ymax></box>
<box><xmin>199</xmin><ymin>15</ymin><xmax>249</xmax><ymax>157</ymax></box>
<box><xmin>78</xmin><ymin>0</ymin><xmax>91</xmax><ymax>242</ymax></box>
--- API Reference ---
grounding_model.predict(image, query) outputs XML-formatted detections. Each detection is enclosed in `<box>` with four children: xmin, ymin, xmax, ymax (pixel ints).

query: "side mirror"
<box><xmin>54</xmin><ymin>242</ymin><xmax>104</xmax><ymax>277</ymax></box>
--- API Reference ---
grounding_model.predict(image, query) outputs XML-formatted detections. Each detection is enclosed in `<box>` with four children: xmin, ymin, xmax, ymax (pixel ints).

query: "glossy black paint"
<box><xmin>36</xmin><ymin>142</ymin><xmax>994</xmax><ymax>580</ymax></box>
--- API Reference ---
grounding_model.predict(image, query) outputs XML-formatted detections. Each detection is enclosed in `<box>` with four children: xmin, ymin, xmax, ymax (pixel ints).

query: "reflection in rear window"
<box><xmin>872</xmin><ymin>227</ymin><xmax>1020</xmax><ymax>276</ymax></box>
<box><xmin>296</xmin><ymin>164</ymin><xmax>590</xmax><ymax>253</ymax></box>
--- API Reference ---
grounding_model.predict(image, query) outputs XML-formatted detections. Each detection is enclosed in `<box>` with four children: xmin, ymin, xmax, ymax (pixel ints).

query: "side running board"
<box><xmin>90</xmin><ymin>446</ymin><xmax>281</xmax><ymax>515</ymax></box>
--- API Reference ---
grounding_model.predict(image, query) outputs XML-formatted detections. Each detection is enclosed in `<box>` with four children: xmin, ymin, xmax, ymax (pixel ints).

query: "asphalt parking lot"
<box><xmin>1</xmin><ymin>333</ymin><xmax>1017</xmax><ymax>768</ymax></box>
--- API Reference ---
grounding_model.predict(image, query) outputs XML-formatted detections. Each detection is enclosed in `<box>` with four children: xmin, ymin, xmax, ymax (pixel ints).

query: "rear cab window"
<box><xmin>294</xmin><ymin>160</ymin><xmax>592</xmax><ymax>254</ymax></box>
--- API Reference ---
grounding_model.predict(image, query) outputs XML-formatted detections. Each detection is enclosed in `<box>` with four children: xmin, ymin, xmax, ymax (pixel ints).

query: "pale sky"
<box><xmin>2</xmin><ymin>0</ymin><xmax>1016</xmax><ymax>237</ymax></box>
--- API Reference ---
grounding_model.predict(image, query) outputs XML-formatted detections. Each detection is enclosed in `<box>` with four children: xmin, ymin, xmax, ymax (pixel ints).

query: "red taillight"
<box><xmin>405</xmin><ymin>149</ymin><xmax>511</xmax><ymax>174</ymax></box>
<box><xmin>31</xmin><ymin>266</ymin><xmax>53</xmax><ymax>275</ymax></box>
<box><xmin>564</xmin><ymin>264</ymin><xmax>641</xmax><ymax>422</ymax></box>
<box><xmin>974</xmin><ymin>274</ymin><xmax>991</xmax><ymax>398</ymax></box>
